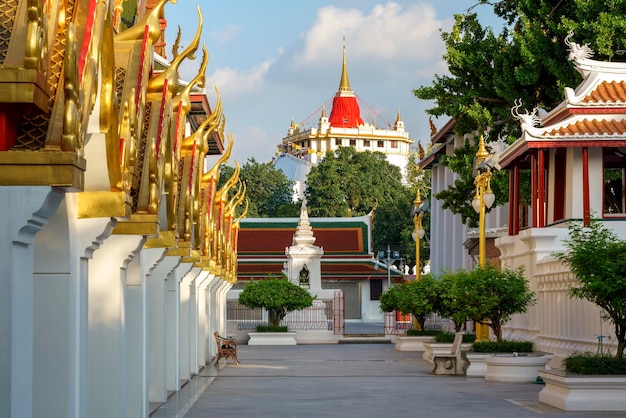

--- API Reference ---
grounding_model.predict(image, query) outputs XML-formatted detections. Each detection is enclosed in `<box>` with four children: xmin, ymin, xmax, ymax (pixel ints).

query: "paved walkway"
<box><xmin>152</xmin><ymin>341</ymin><xmax>626</xmax><ymax>418</ymax></box>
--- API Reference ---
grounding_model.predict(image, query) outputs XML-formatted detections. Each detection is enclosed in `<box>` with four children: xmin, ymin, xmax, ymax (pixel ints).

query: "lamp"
<box><xmin>472</xmin><ymin>135</ymin><xmax>496</xmax><ymax>340</ymax></box>
<box><xmin>379</xmin><ymin>245</ymin><xmax>403</xmax><ymax>288</ymax></box>
<box><xmin>412</xmin><ymin>190</ymin><xmax>426</xmax><ymax>280</ymax></box>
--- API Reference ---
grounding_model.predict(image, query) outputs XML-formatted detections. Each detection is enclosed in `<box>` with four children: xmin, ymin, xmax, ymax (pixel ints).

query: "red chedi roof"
<box><xmin>329</xmin><ymin>95</ymin><xmax>363</xmax><ymax>128</ymax></box>
<box><xmin>328</xmin><ymin>41</ymin><xmax>363</xmax><ymax>128</ymax></box>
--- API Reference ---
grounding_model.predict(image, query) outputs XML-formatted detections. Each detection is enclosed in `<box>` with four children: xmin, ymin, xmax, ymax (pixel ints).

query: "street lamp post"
<box><xmin>379</xmin><ymin>245</ymin><xmax>403</xmax><ymax>288</ymax></box>
<box><xmin>472</xmin><ymin>135</ymin><xmax>496</xmax><ymax>339</ymax></box>
<box><xmin>411</xmin><ymin>191</ymin><xmax>426</xmax><ymax>280</ymax></box>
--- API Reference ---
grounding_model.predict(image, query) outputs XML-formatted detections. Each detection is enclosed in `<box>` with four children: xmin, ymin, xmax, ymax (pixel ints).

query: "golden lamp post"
<box><xmin>472</xmin><ymin>135</ymin><xmax>496</xmax><ymax>339</ymax></box>
<box><xmin>411</xmin><ymin>190</ymin><xmax>426</xmax><ymax>280</ymax></box>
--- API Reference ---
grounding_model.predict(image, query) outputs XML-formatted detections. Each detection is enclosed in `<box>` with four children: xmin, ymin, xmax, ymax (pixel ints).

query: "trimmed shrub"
<box><xmin>406</xmin><ymin>329</ymin><xmax>440</xmax><ymax>336</ymax></box>
<box><xmin>435</xmin><ymin>332</ymin><xmax>476</xmax><ymax>343</ymax></box>
<box><xmin>565</xmin><ymin>353</ymin><xmax>626</xmax><ymax>375</ymax></box>
<box><xmin>256</xmin><ymin>325</ymin><xmax>289</xmax><ymax>333</ymax></box>
<box><xmin>472</xmin><ymin>340</ymin><xmax>533</xmax><ymax>353</ymax></box>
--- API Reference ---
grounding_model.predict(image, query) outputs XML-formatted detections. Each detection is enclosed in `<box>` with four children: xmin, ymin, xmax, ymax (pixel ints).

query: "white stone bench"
<box><xmin>432</xmin><ymin>332</ymin><xmax>469</xmax><ymax>375</ymax></box>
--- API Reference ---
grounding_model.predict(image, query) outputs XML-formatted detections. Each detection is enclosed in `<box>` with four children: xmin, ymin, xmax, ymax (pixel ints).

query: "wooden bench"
<box><xmin>214</xmin><ymin>332</ymin><xmax>239</xmax><ymax>365</ymax></box>
<box><xmin>432</xmin><ymin>332</ymin><xmax>469</xmax><ymax>375</ymax></box>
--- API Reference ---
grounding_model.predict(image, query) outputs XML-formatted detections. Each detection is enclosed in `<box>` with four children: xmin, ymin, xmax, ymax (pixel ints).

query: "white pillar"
<box><xmin>87</xmin><ymin>234</ymin><xmax>145</xmax><ymax>418</ymax></box>
<box><xmin>179</xmin><ymin>267</ymin><xmax>200</xmax><ymax>382</ymax></box>
<box><xmin>148</xmin><ymin>254</ymin><xmax>180</xmax><ymax>403</ymax></box>
<box><xmin>0</xmin><ymin>187</ymin><xmax>64</xmax><ymax>418</ymax></box>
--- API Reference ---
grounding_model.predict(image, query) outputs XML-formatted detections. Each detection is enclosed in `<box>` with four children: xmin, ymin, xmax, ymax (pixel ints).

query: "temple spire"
<box><xmin>293</xmin><ymin>198</ymin><xmax>316</xmax><ymax>246</ymax></box>
<box><xmin>338</xmin><ymin>36</ymin><xmax>352</xmax><ymax>94</ymax></box>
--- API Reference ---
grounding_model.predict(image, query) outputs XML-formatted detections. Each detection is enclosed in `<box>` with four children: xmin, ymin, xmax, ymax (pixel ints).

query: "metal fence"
<box><xmin>226</xmin><ymin>299</ymin><xmax>337</xmax><ymax>332</ymax></box>
<box><xmin>384</xmin><ymin>312</ymin><xmax>456</xmax><ymax>335</ymax></box>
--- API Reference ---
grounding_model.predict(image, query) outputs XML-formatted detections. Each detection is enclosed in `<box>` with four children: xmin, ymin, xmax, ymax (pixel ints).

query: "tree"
<box><xmin>219</xmin><ymin>158</ymin><xmax>297</xmax><ymax>217</ymax></box>
<box><xmin>414</xmin><ymin>1</ymin><xmax>626</xmax><ymax>226</ymax></box>
<box><xmin>452</xmin><ymin>264</ymin><xmax>535</xmax><ymax>341</ymax></box>
<box><xmin>435</xmin><ymin>269</ymin><xmax>472</xmax><ymax>332</ymax></box>
<box><xmin>238</xmin><ymin>275</ymin><xmax>314</xmax><ymax>328</ymax></box>
<box><xmin>379</xmin><ymin>276</ymin><xmax>439</xmax><ymax>330</ymax></box>
<box><xmin>305</xmin><ymin>147</ymin><xmax>420</xmax><ymax>262</ymax></box>
<box><xmin>556</xmin><ymin>219</ymin><xmax>626</xmax><ymax>358</ymax></box>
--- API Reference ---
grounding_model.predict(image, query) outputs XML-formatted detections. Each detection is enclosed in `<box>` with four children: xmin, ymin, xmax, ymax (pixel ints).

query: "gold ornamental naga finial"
<box><xmin>172</xmin><ymin>44</ymin><xmax>208</xmax><ymax>114</ymax></box>
<box><xmin>148</xmin><ymin>6</ymin><xmax>203</xmax><ymax>95</ymax></box>
<box><xmin>115</xmin><ymin>0</ymin><xmax>176</xmax><ymax>44</ymax></box>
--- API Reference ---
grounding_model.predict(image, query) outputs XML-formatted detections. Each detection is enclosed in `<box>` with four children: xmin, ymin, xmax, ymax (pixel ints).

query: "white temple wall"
<box><xmin>498</xmin><ymin>227</ymin><xmax>618</xmax><ymax>367</ymax></box>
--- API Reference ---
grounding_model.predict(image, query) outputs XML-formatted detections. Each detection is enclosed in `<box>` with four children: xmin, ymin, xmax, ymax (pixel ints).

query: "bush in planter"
<box><xmin>454</xmin><ymin>264</ymin><xmax>536</xmax><ymax>342</ymax></box>
<box><xmin>435</xmin><ymin>332</ymin><xmax>476</xmax><ymax>343</ymax></box>
<box><xmin>379</xmin><ymin>275</ymin><xmax>438</xmax><ymax>330</ymax></box>
<box><xmin>406</xmin><ymin>329</ymin><xmax>440</xmax><ymax>336</ymax></box>
<box><xmin>435</xmin><ymin>270</ymin><xmax>472</xmax><ymax>331</ymax></box>
<box><xmin>255</xmin><ymin>325</ymin><xmax>289</xmax><ymax>333</ymax></box>
<box><xmin>238</xmin><ymin>275</ymin><xmax>314</xmax><ymax>328</ymax></box>
<box><xmin>472</xmin><ymin>340</ymin><xmax>533</xmax><ymax>353</ymax></box>
<box><xmin>556</xmin><ymin>218</ymin><xmax>626</xmax><ymax>359</ymax></box>
<box><xmin>565</xmin><ymin>353</ymin><xmax>626</xmax><ymax>375</ymax></box>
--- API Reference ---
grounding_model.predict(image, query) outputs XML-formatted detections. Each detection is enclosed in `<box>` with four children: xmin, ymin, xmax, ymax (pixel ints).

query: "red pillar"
<box><xmin>582</xmin><ymin>147</ymin><xmax>590</xmax><ymax>226</ymax></box>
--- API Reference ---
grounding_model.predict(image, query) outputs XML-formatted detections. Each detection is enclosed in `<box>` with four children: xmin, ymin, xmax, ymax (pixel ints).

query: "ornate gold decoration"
<box><xmin>25</xmin><ymin>0</ymin><xmax>46</xmax><ymax>72</ymax></box>
<box><xmin>147</xmin><ymin>5</ymin><xmax>202</xmax><ymax>95</ymax></box>
<box><xmin>115</xmin><ymin>0</ymin><xmax>176</xmax><ymax>44</ymax></box>
<box><xmin>62</xmin><ymin>22</ymin><xmax>80</xmax><ymax>152</ymax></box>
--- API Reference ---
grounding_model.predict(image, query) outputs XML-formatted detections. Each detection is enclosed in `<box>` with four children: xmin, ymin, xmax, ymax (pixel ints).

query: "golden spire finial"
<box><xmin>475</xmin><ymin>135</ymin><xmax>489</xmax><ymax>166</ymax></box>
<box><xmin>338</xmin><ymin>36</ymin><xmax>351</xmax><ymax>92</ymax></box>
<box><xmin>115</xmin><ymin>0</ymin><xmax>176</xmax><ymax>43</ymax></box>
<box><xmin>396</xmin><ymin>109</ymin><xmax>402</xmax><ymax>122</ymax></box>
<box><xmin>321</xmin><ymin>105</ymin><xmax>327</xmax><ymax>118</ymax></box>
<box><xmin>147</xmin><ymin>5</ymin><xmax>202</xmax><ymax>95</ymax></box>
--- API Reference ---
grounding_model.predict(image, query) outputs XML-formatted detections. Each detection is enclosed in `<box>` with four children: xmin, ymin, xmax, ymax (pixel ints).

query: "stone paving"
<box><xmin>152</xmin><ymin>341</ymin><xmax>626</xmax><ymax>418</ymax></box>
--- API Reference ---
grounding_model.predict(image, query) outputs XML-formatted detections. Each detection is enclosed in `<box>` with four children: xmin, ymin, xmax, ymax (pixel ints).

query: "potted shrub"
<box><xmin>238</xmin><ymin>275</ymin><xmax>314</xmax><ymax>345</ymax></box>
<box><xmin>379</xmin><ymin>276</ymin><xmax>438</xmax><ymax>351</ymax></box>
<box><xmin>443</xmin><ymin>265</ymin><xmax>546</xmax><ymax>380</ymax></box>
<box><xmin>538</xmin><ymin>219</ymin><xmax>626</xmax><ymax>411</ymax></box>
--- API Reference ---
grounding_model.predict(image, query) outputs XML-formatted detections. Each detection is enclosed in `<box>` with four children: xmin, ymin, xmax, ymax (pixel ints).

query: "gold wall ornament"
<box><xmin>62</xmin><ymin>22</ymin><xmax>81</xmax><ymax>152</ymax></box>
<box><xmin>100</xmin><ymin>7</ymin><xmax>124</xmax><ymax>190</ymax></box>
<box><xmin>114</xmin><ymin>0</ymin><xmax>176</xmax><ymax>44</ymax></box>
<box><xmin>147</xmin><ymin>5</ymin><xmax>202</xmax><ymax>95</ymax></box>
<box><xmin>25</xmin><ymin>0</ymin><xmax>46</xmax><ymax>72</ymax></box>
<box><xmin>164</xmin><ymin>45</ymin><xmax>208</xmax><ymax>231</ymax></box>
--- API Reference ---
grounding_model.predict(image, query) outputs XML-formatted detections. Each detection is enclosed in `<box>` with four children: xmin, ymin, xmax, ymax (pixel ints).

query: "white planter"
<box><xmin>394</xmin><ymin>336</ymin><xmax>434</xmax><ymax>352</ymax></box>
<box><xmin>422</xmin><ymin>342</ymin><xmax>472</xmax><ymax>362</ymax></box>
<box><xmin>484</xmin><ymin>354</ymin><xmax>550</xmax><ymax>382</ymax></box>
<box><xmin>538</xmin><ymin>370</ymin><xmax>626</xmax><ymax>412</ymax></box>
<box><xmin>465</xmin><ymin>353</ymin><xmax>490</xmax><ymax>377</ymax></box>
<box><xmin>247</xmin><ymin>332</ymin><xmax>297</xmax><ymax>346</ymax></box>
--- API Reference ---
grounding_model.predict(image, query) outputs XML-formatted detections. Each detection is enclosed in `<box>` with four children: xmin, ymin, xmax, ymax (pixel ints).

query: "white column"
<box><xmin>87</xmin><ymin>234</ymin><xmax>145</xmax><ymax>418</ymax></box>
<box><xmin>148</xmin><ymin>254</ymin><xmax>180</xmax><ymax>403</ymax></box>
<box><xmin>0</xmin><ymin>187</ymin><xmax>64</xmax><ymax>418</ymax></box>
<box><xmin>196</xmin><ymin>272</ymin><xmax>215</xmax><ymax>368</ymax></box>
<box><xmin>179</xmin><ymin>267</ymin><xmax>200</xmax><ymax>382</ymax></box>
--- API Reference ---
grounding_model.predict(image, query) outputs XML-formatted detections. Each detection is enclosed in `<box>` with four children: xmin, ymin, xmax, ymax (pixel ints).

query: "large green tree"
<box><xmin>305</xmin><ymin>147</ymin><xmax>423</xmax><ymax>264</ymax></box>
<box><xmin>414</xmin><ymin>1</ymin><xmax>626</xmax><ymax>226</ymax></box>
<box><xmin>218</xmin><ymin>158</ymin><xmax>297</xmax><ymax>217</ymax></box>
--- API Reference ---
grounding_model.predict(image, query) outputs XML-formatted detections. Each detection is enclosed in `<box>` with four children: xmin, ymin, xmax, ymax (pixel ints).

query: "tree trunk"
<box><xmin>268</xmin><ymin>309</ymin><xmax>281</xmax><ymax>327</ymax></box>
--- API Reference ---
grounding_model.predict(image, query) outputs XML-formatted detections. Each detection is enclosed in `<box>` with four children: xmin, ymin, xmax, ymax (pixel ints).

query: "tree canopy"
<box><xmin>238</xmin><ymin>275</ymin><xmax>314</xmax><ymax>328</ymax></box>
<box><xmin>379</xmin><ymin>276</ymin><xmax>439</xmax><ymax>330</ymax></box>
<box><xmin>304</xmin><ymin>147</ymin><xmax>428</xmax><ymax>265</ymax></box>
<box><xmin>414</xmin><ymin>1</ymin><xmax>626</xmax><ymax>226</ymax></box>
<box><xmin>218</xmin><ymin>158</ymin><xmax>297</xmax><ymax>217</ymax></box>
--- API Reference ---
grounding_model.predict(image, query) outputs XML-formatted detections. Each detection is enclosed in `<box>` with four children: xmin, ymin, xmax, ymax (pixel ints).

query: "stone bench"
<box><xmin>214</xmin><ymin>332</ymin><xmax>239</xmax><ymax>365</ymax></box>
<box><xmin>432</xmin><ymin>332</ymin><xmax>469</xmax><ymax>375</ymax></box>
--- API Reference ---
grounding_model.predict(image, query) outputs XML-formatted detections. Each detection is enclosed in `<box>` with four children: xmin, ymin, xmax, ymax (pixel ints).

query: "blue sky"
<box><xmin>164</xmin><ymin>1</ymin><xmax>501</xmax><ymax>165</ymax></box>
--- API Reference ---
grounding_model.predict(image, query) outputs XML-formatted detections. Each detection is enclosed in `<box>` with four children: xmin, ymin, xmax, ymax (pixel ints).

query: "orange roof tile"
<box><xmin>543</xmin><ymin>118</ymin><xmax>626</xmax><ymax>136</ymax></box>
<box><xmin>583</xmin><ymin>81</ymin><xmax>626</xmax><ymax>103</ymax></box>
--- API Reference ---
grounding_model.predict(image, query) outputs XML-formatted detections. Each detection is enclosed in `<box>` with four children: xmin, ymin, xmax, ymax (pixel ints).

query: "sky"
<box><xmin>164</xmin><ymin>1</ymin><xmax>502</xmax><ymax>166</ymax></box>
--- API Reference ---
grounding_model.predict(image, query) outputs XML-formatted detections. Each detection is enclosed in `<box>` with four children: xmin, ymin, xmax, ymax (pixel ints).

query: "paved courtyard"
<box><xmin>152</xmin><ymin>341</ymin><xmax>626</xmax><ymax>418</ymax></box>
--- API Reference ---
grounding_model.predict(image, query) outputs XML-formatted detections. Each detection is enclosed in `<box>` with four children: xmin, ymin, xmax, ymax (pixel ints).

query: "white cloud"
<box><xmin>209</xmin><ymin>24</ymin><xmax>242</xmax><ymax>43</ymax></box>
<box><xmin>205</xmin><ymin>59</ymin><xmax>274</xmax><ymax>100</ymax></box>
<box><xmin>294</xmin><ymin>1</ymin><xmax>445</xmax><ymax>74</ymax></box>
